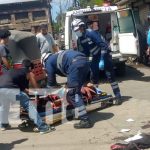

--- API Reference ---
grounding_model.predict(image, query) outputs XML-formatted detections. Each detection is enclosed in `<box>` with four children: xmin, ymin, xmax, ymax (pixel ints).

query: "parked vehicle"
<box><xmin>65</xmin><ymin>6</ymin><xmax>142</xmax><ymax>76</ymax></box>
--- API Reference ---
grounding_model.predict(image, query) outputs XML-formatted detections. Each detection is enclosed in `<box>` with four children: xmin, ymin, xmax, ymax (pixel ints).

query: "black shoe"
<box><xmin>114</xmin><ymin>97</ymin><xmax>122</xmax><ymax>105</ymax></box>
<box><xmin>74</xmin><ymin>119</ymin><xmax>93</xmax><ymax>129</ymax></box>
<box><xmin>0</xmin><ymin>124</ymin><xmax>11</xmax><ymax>131</ymax></box>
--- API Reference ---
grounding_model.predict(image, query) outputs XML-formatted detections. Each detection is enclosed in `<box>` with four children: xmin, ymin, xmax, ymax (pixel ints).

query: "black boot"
<box><xmin>74</xmin><ymin>119</ymin><xmax>93</xmax><ymax>129</ymax></box>
<box><xmin>114</xmin><ymin>97</ymin><xmax>122</xmax><ymax>105</ymax></box>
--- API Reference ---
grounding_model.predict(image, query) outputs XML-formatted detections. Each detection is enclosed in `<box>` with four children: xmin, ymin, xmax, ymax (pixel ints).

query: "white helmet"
<box><xmin>72</xmin><ymin>19</ymin><xmax>85</xmax><ymax>31</ymax></box>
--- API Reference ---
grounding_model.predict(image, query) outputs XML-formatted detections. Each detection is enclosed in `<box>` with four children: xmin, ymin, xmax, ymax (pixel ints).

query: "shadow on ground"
<box><xmin>0</xmin><ymin>138</ymin><xmax>28</xmax><ymax>150</ymax></box>
<box><xmin>118</xmin><ymin>65</ymin><xmax>150</xmax><ymax>82</ymax></box>
<box><xmin>89</xmin><ymin>111</ymin><xmax>114</xmax><ymax>124</ymax></box>
<box><xmin>17</xmin><ymin>96</ymin><xmax>132</xmax><ymax>133</ymax></box>
<box><xmin>99</xmin><ymin>65</ymin><xmax>150</xmax><ymax>83</ymax></box>
<box><xmin>88</xmin><ymin>95</ymin><xmax>132</xmax><ymax>125</ymax></box>
<box><xmin>121</xmin><ymin>96</ymin><xmax>132</xmax><ymax>103</ymax></box>
<box><xmin>118</xmin><ymin>66</ymin><xmax>150</xmax><ymax>82</ymax></box>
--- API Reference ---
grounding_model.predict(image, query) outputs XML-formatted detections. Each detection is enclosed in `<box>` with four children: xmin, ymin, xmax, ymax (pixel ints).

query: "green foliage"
<box><xmin>79</xmin><ymin>0</ymin><xmax>104</xmax><ymax>8</ymax></box>
<box><xmin>52</xmin><ymin>21</ymin><xmax>60</xmax><ymax>33</ymax></box>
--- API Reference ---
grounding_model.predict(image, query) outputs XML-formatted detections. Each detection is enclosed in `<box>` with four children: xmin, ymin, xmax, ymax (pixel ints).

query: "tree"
<box><xmin>51</xmin><ymin>0</ymin><xmax>71</xmax><ymax>34</ymax></box>
<box><xmin>77</xmin><ymin>0</ymin><xmax>104</xmax><ymax>8</ymax></box>
<box><xmin>74</xmin><ymin>0</ymin><xmax>118</xmax><ymax>8</ymax></box>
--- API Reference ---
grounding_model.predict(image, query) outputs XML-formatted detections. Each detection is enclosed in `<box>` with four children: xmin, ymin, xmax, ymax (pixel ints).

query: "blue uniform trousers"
<box><xmin>91</xmin><ymin>53</ymin><xmax>121</xmax><ymax>98</ymax></box>
<box><xmin>104</xmin><ymin>53</ymin><xmax>121</xmax><ymax>98</ymax></box>
<box><xmin>66</xmin><ymin>58</ymin><xmax>90</xmax><ymax>120</ymax></box>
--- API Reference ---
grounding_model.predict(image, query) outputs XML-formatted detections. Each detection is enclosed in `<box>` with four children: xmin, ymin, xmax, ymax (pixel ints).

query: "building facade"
<box><xmin>0</xmin><ymin>0</ymin><xmax>52</xmax><ymax>33</ymax></box>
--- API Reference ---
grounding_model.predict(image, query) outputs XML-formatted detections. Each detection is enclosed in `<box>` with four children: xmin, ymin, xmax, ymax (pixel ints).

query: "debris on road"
<box><xmin>124</xmin><ymin>133</ymin><xmax>142</xmax><ymax>143</ymax></box>
<box><xmin>126</xmin><ymin>118</ymin><xmax>135</xmax><ymax>122</ymax></box>
<box><xmin>119</xmin><ymin>129</ymin><xmax>131</xmax><ymax>133</ymax></box>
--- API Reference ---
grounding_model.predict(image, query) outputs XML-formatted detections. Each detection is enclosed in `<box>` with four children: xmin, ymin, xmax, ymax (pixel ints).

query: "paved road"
<box><xmin>1</xmin><ymin>64</ymin><xmax>150</xmax><ymax>150</ymax></box>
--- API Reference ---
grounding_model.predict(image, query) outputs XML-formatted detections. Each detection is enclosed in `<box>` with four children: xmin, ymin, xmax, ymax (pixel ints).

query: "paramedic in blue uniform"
<box><xmin>72</xmin><ymin>19</ymin><xmax>122</xmax><ymax>105</ymax></box>
<box><xmin>0</xmin><ymin>59</ymin><xmax>55</xmax><ymax>133</ymax></box>
<box><xmin>42</xmin><ymin>50</ymin><xmax>93</xmax><ymax>129</ymax></box>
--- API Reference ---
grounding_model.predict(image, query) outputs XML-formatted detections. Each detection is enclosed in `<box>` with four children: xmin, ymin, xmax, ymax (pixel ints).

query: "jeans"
<box><xmin>0</xmin><ymin>88</ymin><xmax>49</xmax><ymax>131</ymax></box>
<box><xmin>17</xmin><ymin>92</ymin><xmax>49</xmax><ymax>131</ymax></box>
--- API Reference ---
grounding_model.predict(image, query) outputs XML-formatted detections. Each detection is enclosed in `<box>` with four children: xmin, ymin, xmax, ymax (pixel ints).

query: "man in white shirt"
<box><xmin>36</xmin><ymin>24</ymin><xmax>59</xmax><ymax>55</ymax></box>
<box><xmin>37</xmin><ymin>24</ymin><xmax>61</xmax><ymax>88</ymax></box>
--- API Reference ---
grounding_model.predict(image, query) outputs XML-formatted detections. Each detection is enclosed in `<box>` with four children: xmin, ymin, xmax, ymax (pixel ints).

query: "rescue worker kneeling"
<box><xmin>0</xmin><ymin>59</ymin><xmax>55</xmax><ymax>133</ymax></box>
<box><xmin>42</xmin><ymin>50</ymin><xmax>93</xmax><ymax>128</ymax></box>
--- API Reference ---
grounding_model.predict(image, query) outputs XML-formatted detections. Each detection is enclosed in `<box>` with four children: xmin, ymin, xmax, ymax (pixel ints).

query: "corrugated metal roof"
<box><xmin>0</xmin><ymin>0</ymin><xmax>40</xmax><ymax>5</ymax></box>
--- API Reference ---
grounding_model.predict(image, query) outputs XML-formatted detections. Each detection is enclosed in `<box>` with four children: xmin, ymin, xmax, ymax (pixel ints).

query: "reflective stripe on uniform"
<box><xmin>106</xmin><ymin>71</ymin><xmax>111</xmax><ymax>76</ymax></box>
<box><xmin>88</xmin><ymin>57</ymin><xmax>93</xmax><ymax>61</ymax></box>
<box><xmin>74</xmin><ymin>94</ymin><xmax>87</xmax><ymax>117</ymax></box>
<box><xmin>90</xmin><ymin>46</ymin><xmax>98</xmax><ymax>53</ymax></box>
<box><xmin>90</xmin><ymin>46</ymin><xmax>100</xmax><ymax>55</ymax></box>
<box><xmin>57</xmin><ymin>50</ymin><xmax>68</xmax><ymax>76</ymax></box>
<box><xmin>41</xmin><ymin>52</ymin><xmax>52</xmax><ymax>66</ymax></box>
<box><xmin>75</xmin><ymin>106</ymin><xmax>87</xmax><ymax>118</ymax></box>
<box><xmin>81</xmin><ymin>38</ymin><xmax>89</xmax><ymax>44</ymax></box>
<box><xmin>93</xmin><ymin>49</ymin><xmax>100</xmax><ymax>55</ymax></box>
<box><xmin>78</xmin><ymin>109</ymin><xmax>87</xmax><ymax>116</ymax></box>
<box><xmin>111</xmin><ymin>82</ymin><xmax>118</xmax><ymax>86</ymax></box>
<box><xmin>111</xmin><ymin>84</ymin><xmax>119</xmax><ymax>90</ymax></box>
<box><xmin>101</xmin><ymin>50</ymin><xmax>107</xmax><ymax>55</ymax></box>
<box><xmin>78</xmin><ymin>105</ymin><xmax>86</xmax><ymax>111</ymax></box>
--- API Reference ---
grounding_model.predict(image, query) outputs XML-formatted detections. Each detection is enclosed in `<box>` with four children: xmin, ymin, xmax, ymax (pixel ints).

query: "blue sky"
<box><xmin>51</xmin><ymin>0</ymin><xmax>73</xmax><ymax>21</ymax></box>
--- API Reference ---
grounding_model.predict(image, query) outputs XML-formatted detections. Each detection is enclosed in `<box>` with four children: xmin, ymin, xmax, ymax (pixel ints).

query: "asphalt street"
<box><xmin>0</xmin><ymin>64</ymin><xmax>150</xmax><ymax>150</ymax></box>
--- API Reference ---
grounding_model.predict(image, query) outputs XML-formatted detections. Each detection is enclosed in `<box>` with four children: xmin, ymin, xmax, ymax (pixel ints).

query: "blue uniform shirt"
<box><xmin>77</xmin><ymin>29</ymin><xmax>110</xmax><ymax>57</ymax></box>
<box><xmin>45</xmin><ymin>50</ymin><xmax>86</xmax><ymax>76</ymax></box>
